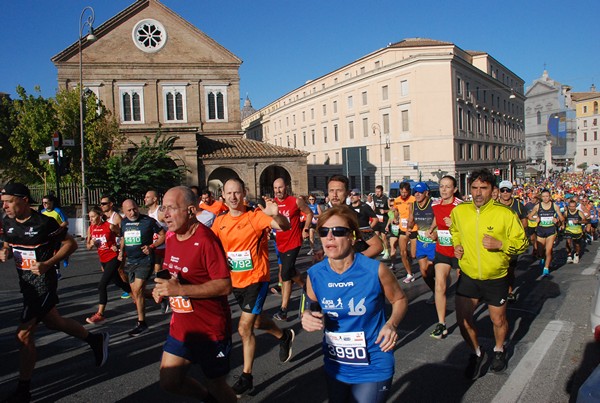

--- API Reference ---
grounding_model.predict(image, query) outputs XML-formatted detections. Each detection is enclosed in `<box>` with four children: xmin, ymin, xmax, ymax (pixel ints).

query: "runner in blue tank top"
<box><xmin>527</xmin><ymin>189</ymin><xmax>564</xmax><ymax>276</ymax></box>
<box><xmin>302</xmin><ymin>206</ymin><xmax>407</xmax><ymax>403</ymax></box>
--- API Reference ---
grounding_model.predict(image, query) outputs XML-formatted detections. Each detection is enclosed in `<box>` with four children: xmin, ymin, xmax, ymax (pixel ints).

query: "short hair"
<box><xmin>170</xmin><ymin>186</ymin><xmax>197</xmax><ymax>207</ymax></box>
<box><xmin>316</xmin><ymin>205</ymin><xmax>362</xmax><ymax>241</ymax></box>
<box><xmin>468</xmin><ymin>168</ymin><xmax>495</xmax><ymax>187</ymax></box>
<box><xmin>101</xmin><ymin>195</ymin><xmax>116</xmax><ymax>203</ymax></box>
<box><xmin>328</xmin><ymin>175</ymin><xmax>349</xmax><ymax>191</ymax></box>
<box><xmin>224</xmin><ymin>177</ymin><xmax>246</xmax><ymax>191</ymax></box>
<box><xmin>90</xmin><ymin>206</ymin><xmax>103</xmax><ymax>217</ymax></box>
<box><xmin>375</xmin><ymin>185</ymin><xmax>383</xmax><ymax>191</ymax></box>
<box><xmin>42</xmin><ymin>194</ymin><xmax>56</xmax><ymax>203</ymax></box>
<box><xmin>399</xmin><ymin>182</ymin><xmax>411</xmax><ymax>191</ymax></box>
<box><xmin>201</xmin><ymin>188</ymin><xmax>213</xmax><ymax>197</ymax></box>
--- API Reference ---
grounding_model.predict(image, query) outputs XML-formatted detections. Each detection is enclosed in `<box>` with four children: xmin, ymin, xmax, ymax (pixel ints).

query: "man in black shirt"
<box><xmin>0</xmin><ymin>183</ymin><xmax>108</xmax><ymax>402</ymax></box>
<box><xmin>349</xmin><ymin>189</ymin><xmax>378</xmax><ymax>254</ymax></box>
<box><xmin>373</xmin><ymin>185</ymin><xmax>390</xmax><ymax>259</ymax></box>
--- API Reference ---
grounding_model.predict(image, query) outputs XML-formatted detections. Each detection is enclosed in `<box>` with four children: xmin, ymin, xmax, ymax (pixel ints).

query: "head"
<box><xmin>273</xmin><ymin>178</ymin><xmax>288</xmax><ymax>200</ymax></box>
<box><xmin>201</xmin><ymin>189</ymin><xmax>214</xmax><ymax>205</ymax></box>
<box><xmin>42</xmin><ymin>194</ymin><xmax>56</xmax><ymax>211</ymax></box>
<box><xmin>568</xmin><ymin>198</ymin><xmax>578</xmax><ymax>211</ymax></box>
<box><xmin>327</xmin><ymin>175</ymin><xmax>350</xmax><ymax>206</ymax></box>
<box><xmin>100</xmin><ymin>195</ymin><xmax>116</xmax><ymax>213</ymax></box>
<box><xmin>367</xmin><ymin>193</ymin><xmax>373</xmax><ymax>202</ymax></box>
<box><xmin>144</xmin><ymin>190</ymin><xmax>159</xmax><ymax>208</ymax></box>
<box><xmin>375</xmin><ymin>185</ymin><xmax>384</xmax><ymax>197</ymax></box>
<box><xmin>413</xmin><ymin>182</ymin><xmax>430</xmax><ymax>203</ymax></box>
<box><xmin>399</xmin><ymin>182</ymin><xmax>411</xmax><ymax>199</ymax></box>
<box><xmin>223</xmin><ymin>178</ymin><xmax>247</xmax><ymax>211</ymax></box>
<box><xmin>468</xmin><ymin>168</ymin><xmax>495</xmax><ymax>208</ymax></box>
<box><xmin>540</xmin><ymin>189</ymin><xmax>551</xmax><ymax>203</ymax></box>
<box><xmin>122</xmin><ymin>199</ymin><xmax>139</xmax><ymax>221</ymax></box>
<box><xmin>498</xmin><ymin>180</ymin><xmax>513</xmax><ymax>202</ymax></box>
<box><xmin>316</xmin><ymin>205</ymin><xmax>362</xmax><ymax>260</ymax></box>
<box><xmin>189</xmin><ymin>185</ymin><xmax>200</xmax><ymax>197</ymax></box>
<box><xmin>349</xmin><ymin>189</ymin><xmax>361</xmax><ymax>205</ymax></box>
<box><xmin>439</xmin><ymin>175</ymin><xmax>458</xmax><ymax>201</ymax></box>
<box><xmin>89</xmin><ymin>206</ymin><xmax>104</xmax><ymax>225</ymax></box>
<box><xmin>161</xmin><ymin>186</ymin><xmax>198</xmax><ymax>234</ymax></box>
<box><xmin>307</xmin><ymin>194</ymin><xmax>317</xmax><ymax>204</ymax></box>
<box><xmin>1</xmin><ymin>182</ymin><xmax>33</xmax><ymax>220</ymax></box>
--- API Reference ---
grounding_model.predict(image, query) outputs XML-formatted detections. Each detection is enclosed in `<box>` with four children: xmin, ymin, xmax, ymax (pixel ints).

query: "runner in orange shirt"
<box><xmin>393</xmin><ymin>182</ymin><xmax>417</xmax><ymax>283</ymax></box>
<box><xmin>199</xmin><ymin>189</ymin><xmax>229</xmax><ymax>216</ymax></box>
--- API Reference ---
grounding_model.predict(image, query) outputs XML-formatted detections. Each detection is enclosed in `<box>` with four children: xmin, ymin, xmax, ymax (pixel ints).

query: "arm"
<box><xmin>301</xmin><ymin>276</ymin><xmax>324</xmax><ymax>332</ymax></box>
<box><xmin>375</xmin><ymin>263</ymin><xmax>408</xmax><ymax>352</ymax></box>
<box><xmin>361</xmin><ymin>234</ymin><xmax>384</xmax><ymax>258</ymax></box>
<box><xmin>153</xmin><ymin>277</ymin><xmax>231</xmax><ymax>300</ymax></box>
<box><xmin>261</xmin><ymin>199</ymin><xmax>291</xmax><ymax>231</ymax></box>
<box><xmin>86</xmin><ymin>226</ymin><xmax>94</xmax><ymax>250</ymax></box>
<box><xmin>0</xmin><ymin>241</ymin><xmax>13</xmax><ymax>262</ymax></box>
<box><xmin>527</xmin><ymin>204</ymin><xmax>539</xmax><ymax>221</ymax></box>
<box><xmin>407</xmin><ymin>202</ymin><xmax>415</xmax><ymax>229</ymax></box>
<box><xmin>297</xmin><ymin>197</ymin><xmax>313</xmax><ymax>239</ymax></box>
<box><xmin>33</xmin><ymin>234</ymin><xmax>78</xmax><ymax>276</ymax></box>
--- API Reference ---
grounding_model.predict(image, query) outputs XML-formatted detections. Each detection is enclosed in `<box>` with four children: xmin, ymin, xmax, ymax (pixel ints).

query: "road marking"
<box><xmin>583</xmin><ymin>247</ymin><xmax>600</xmax><ymax>275</ymax></box>
<box><xmin>492</xmin><ymin>320</ymin><xmax>567</xmax><ymax>403</ymax></box>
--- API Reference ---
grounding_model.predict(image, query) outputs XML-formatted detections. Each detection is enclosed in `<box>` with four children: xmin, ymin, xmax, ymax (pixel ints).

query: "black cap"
<box><xmin>1</xmin><ymin>182</ymin><xmax>36</xmax><ymax>203</ymax></box>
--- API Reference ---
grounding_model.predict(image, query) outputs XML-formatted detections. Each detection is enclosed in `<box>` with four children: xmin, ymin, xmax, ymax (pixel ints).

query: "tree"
<box><xmin>91</xmin><ymin>132</ymin><xmax>188</xmax><ymax>202</ymax></box>
<box><xmin>577</xmin><ymin>162</ymin><xmax>588</xmax><ymax>172</ymax></box>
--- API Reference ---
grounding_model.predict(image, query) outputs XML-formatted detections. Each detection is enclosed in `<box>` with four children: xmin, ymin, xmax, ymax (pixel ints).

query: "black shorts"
<box><xmin>526</xmin><ymin>227</ymin><xmax>537</xmax><ymax>237</ymax></box>
<box><xmin>373</xmin><ymin>221</ymin><xmax>387</xmax><ymax>233</ymax></box>
<box><xmin>399</xmin><ymin>230</ymin><xmax>417</xmax><ymax>239</ymax></box>
<box><xmin>22</xmin><ymin>289</ymin><xmax>59</xmax><ymax>323</ymax></box>
<box><xmin>233</xmin><ymin>282</ymin><xmax>269</xmax><ymax>314</ymax></box>
<box><xmin>163</xmin><ymin>335</ymin><xmax>231</xmax><ymax>379</ymax></box>
<box><xmin>455</xmin><ymin>272</ymin><xmax>509</xmax><ymax>307</ymax></box>
<box><xmin>536</xmin><ymin>226</ymin><xmax>557</xmax><ymax>238</ymax></box>
<box><xmin>279</xmin><ymin>246</ymin><xmax>301</xmax><ymax>281</ymax></box>
<box><xmin>124</xmin><ymin>256</ymin><xmax>154</xmax><ymax>283</ymax></box>
<box><xmin>433</xmin><ymin>251</ymin><xmax>459</xmax><ymax>269</ymax></box>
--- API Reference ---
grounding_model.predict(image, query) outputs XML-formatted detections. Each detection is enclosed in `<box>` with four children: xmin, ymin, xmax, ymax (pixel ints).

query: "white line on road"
<box><xmin>491</xmin><ymin>320</ymin><xmax>568</xmax><ymax>403</ymax></box>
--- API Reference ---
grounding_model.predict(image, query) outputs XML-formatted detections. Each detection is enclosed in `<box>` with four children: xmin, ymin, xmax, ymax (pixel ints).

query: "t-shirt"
<box><xmin>432</xmin><ymin>197</ymin><xmax>462</xmax><ymax>257</ymax></box>
<box><xmin>394</xmin><ymin>195</ymin><xmax>417</xmax><ymax>231</ymax></box>
<box><xmin>121</xmin><ymin>214</ymin><xmax>163</xmax><ymax>263</ymax></box>
<box><xmin>351</xmin><ymin>202</ymin><xmax>377</xmax><ymax>229</ymax></box>
<box><xmin>148</xmin><ymin>207</ymin><xmax>168</xmax><ymax>250</ymax></box>
<box><xmin>373</xmin><ymin>195</ymin><xmax>389</xmax><ymax>223</ymax></box>
<box><xmin>199</xmin><ymin>200</ymin><xmax>229</xmax><ymax>216</ymax></box>
<box><xmin>41</xmin><ymin>207</ymin><xmax>67</xmax><ymax>225</ymax></box>
<box><xmin>212</xmin><ymin>209</ymin><xmax>273</xmax><ymax>289</ymax></box>
<box><xmin>89</xmin><ymin>221</ymin><xmax>118</xmax><ymax>263</ymax></box>
<box><xmin>164</xmin><ymin>224</ymin><xmax>231</xmax><ymax>342</ymax></box>
<box><xmin>275</xmin><ymin>195</ymin><xmax>303</xmax><ymax>253</ymax></box>
<box><xmin>3</xmin><ymin>210</ymin><xmax>66</xmax><ymax>296</ymax></box>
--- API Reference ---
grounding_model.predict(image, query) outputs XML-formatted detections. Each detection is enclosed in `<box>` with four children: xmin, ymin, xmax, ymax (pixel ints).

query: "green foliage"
<box><xmin>577</xmin><ymin>162</ymin><xmax>588</xmax><ymax>172</ymax></box>
<box><xmin>91</xmin><ymin>132</ymin><xmax>188</xmax><ymax>203</ymax></box>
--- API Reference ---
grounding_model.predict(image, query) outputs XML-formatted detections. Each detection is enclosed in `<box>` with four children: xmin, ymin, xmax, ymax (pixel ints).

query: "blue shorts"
<box><xmin>163</xmin><ymin>335</ymin><xmax>231</xmax><ymax>379</ymax></box>
<box><xmin>416</xmin><ymin>241</ymin><xmax>435</xmax><ymax>261</ymax></box>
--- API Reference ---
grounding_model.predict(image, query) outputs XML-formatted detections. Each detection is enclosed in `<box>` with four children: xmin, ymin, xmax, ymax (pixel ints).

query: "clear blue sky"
<box><xmin>1</xmin><ymin>0</ymin><xmax>599</xmax><ymax>109</ymax></box>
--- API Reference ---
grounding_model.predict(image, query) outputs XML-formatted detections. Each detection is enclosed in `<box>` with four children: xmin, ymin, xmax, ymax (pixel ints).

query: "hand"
<box><xmin>0</xmin><ymin>247</ymin><xmax>9</xmax><ymax>262</ymax></box>
<box><xmin>375</xmin><ymin>322</ymin><xmax>398</xmax><ymax>352</ymax></box>
<box><xmin>455</xmin><ymin>245</ymin><xmax>464</xmax><ymax>259</ymax></box>
<box><xmin>153</xmin><ymin>276</ymin><xmax>180</xmax><ymax>303</ymax></box>
<box><xmin>426</xmin><ymin>228</ymin><xmax>437</xmax><ymax>240</ymax></box>
<box><xmin>141</xmin><ymin>245</ymin><xmax>151</xmax><ymax>255</ymax></box>
<box><xmin>260</xmin><ymin>198</ymin><xmax>280</xmax><ymax>217</ymax></box>
<box><xmin>302</xmin><ymin>229</ymin><xmax>310</xmax><ymax>240</ymax></box>
<box><xmin>482</xmin><ymin>234</ymin><xmax>502</xmax><ymax>250</ymax></box>
<box><xmin>443</xmin><ymin>216</ymin><xmax>452</xmax><ymax>227</ymax></box>
<box><xmin>31</xmin><ymin>261</ymin><xmax>51</xmax><ymax>276</ymax></box>
<box><xmin>302</xmin><ymin>310</ymin><xmax>324</xmax><ymax>332</ymax></box>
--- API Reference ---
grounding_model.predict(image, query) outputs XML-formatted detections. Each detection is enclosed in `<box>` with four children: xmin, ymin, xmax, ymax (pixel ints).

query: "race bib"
<box><xmin>401</xmin><ymin>218</ymin><xmax>408</xmax><ymax>229</ymax></box>
<box><xmin>325</xmin><ymin>331</ymin><xmax>369</xmax><ymax>366</ymax></box>
<box><xmin>124</xmin><ymin>229</ymin><xmax>142</xmax><ymax>246</ymax></box>
<box><xmin>437</xmin><ymin>230</ymin><xmax>452</xmax><ymax>247</ymax></box>
<box><xmin>169</xmin><ymin>296</ymin><xmax>194</xmax><ymax>313</ymax></box>
<box><xmin>417</xmin><ymin>230</ymin><xmax>434</xmax><ymax>243</ymax></box>
<box><xmin>390</xmin><ymin>224</ymin><xmax>399</xmax><ymax>236</ymax></box>
<box><xmin>227</xmin><ymin>251</ymin><xmax>254</xmax><ymax>272</ymax></box>
<box><xmin>377</xmin><ymin>214</ymin><xmax>384</xmax><ymax>223</ymax></box>
<box><xmin>540</xmin><ymin>216</ymin><xmax>554</xmax><ymax>226</ymax></box>
<box><xmin>94</xmin><ymin>235</ymin><xmax>107</xmax><ymax>248</ymax></box>
<box><xmin>13</xmin><ymin>248</ymin><xmax>36</xmax><ymax>271</ymax></box>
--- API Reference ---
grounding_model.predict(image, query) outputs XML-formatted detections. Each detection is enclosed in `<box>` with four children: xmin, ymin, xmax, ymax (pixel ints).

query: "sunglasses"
<box><xmin>308</xmin><ymin>198</ymin><xmax>315</xmax><ymax>201</ymax></box>
<box><xmin>318</xmin><ymin>226</ymin><xmax>352</xmax><ymax>237</ymax></box>
<box><xmin>499</xmin><ymin>188</ymin><xmax>512</xmax><ymax>193</ymax></box>
<box><xmin>100</xmin><ymin>202</ymin><xmax>110</xmax><ymax>205</ymax></box>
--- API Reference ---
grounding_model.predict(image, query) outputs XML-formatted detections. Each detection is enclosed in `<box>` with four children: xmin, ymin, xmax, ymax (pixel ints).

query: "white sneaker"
<box><xmin>573</xmin><ymin>254</ymin><xmax>579</xmax><ymax>264</ymax></box>
<box><xmin>567</xmin><ymin>256</ymin><xmax>573</xmax><ymax>264</ymax></box>
<box><xmin>403</xmin><ymin>274</ymin><xmax>415</xmax><ymax>284</ymax></box>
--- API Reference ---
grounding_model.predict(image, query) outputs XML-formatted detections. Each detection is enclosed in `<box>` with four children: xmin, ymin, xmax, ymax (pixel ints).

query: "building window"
<box><xmin>205</xmin><ymin>85</ymin><xmax>228</xmax><ymax>121</ymax></box>
<box><xmin>375</xmin><ymin>61</ymin><xmax>381</xmax><ymax>69</ymax></box>
<box><xmin>536</xmin><ymin>111</ymin><xmax>541</xmax><ymax>125</ymax></box>
<box><xmin>293</xmin><ymin>133</ymin><xmax>297</xmax><ymax>147</ymax></box>
<box><xmin>584</xmin><ymin>120</ymin><xmax>588</xmax><ymax>127</ymax></box>
<box><xmin>595</xmin><ymin>102</ymin><xmax>599</xmax><ymax>114</ymax></box>
<box><xmin>302</xmin><ymin>111</ymin><xmax>306</xmax><ymax>122</ymax></box>
<box><xmin>349</xmin><ymin>121</ymin><xmax>355</xmax><ymax>139</ymax></box>
<box><xmin>584</xmin><ymin>148</ymin><xmax>588</xmax><ymax>156</ymax></box>
<box><xmin>322</xmin><ymin>104</ymin><xmax>327</xmax><ymax>116</ymax></box>
<box><xmin>334</xmin><ymin>124</ymin><xmax>339</xmax><ymax>141</ymax></box>
<box><xmin>383</xmin><ymin>114</ymin><xmax>390</xmax><ymax>134</ymax></box>
<box><xmin>363</xmin><ymin>118</ymin><xmax>369</xmax><ymax>137</ymax></box>
<box><xmin>360</xmin><ymin>66</ymin><xmax>365</xmax><ymax>74</ymax></box>
<box><xmin>457</xmin><ymin>77</ymin><xmax>462</xmax><ymax>95</ymax></box>
<box><xmin>595</xmin><ymin>148</ymin><xmax>598</xmax><ymax>156</ymax></box>
<box><xmin>584</xmin><ymin>105</ymin><xmax>588</xmax><ymax>113</ymax></box>
<box><xmin>323</xmin><ymin>127</ymin><xmax>328</xmax><ymax>143</ymax></box>
<box><xmin>303</xmin><ymin>131</ymin><xmax>306</xmax><ymax>146</ymax></box>
<box><xmin>163</xmin><ymin>86</ymin><xmax>187</xmax><ymax>122</ymax></box>
<box><xmin>119</xmin><ymin>85</ymin><xmax>144</xmax><ymax>123</ymax></box>
<box><xmin>477</xmin><ymin>113</ymin><xmax>482</xmax><ymax>133</ymax></box>
<box><xmin>335</xmin><ymin>152</ymin><xmax>340</xmax><ymax>164</ymax></box>
<box><xmin>484</xmin><ymin>115</ymin><xmax>489</xmax><ymax>134</ymax></box>
<box><xmin>467</xmin><ymin>111</ymin><xmax>472</xmax><ymax>132</ymax></box>
<box><xmin>401</xmin><ymin>110</ymin><xmax>409</xmax><ymax>132</ymax></box>
<box><xmin>459</xmin><ymin>143</ymin><xmax>464</xmax><ymax>159</ymax></box>
<box><xmin>333</xmin><ymin>100</ymin><xmax>338</xmax><ymax>113</ymax></box>
<box><xmin>400</xmin><ymin>80</ymin><xmax>409</xmax><ymax>96</ymax></box>
<box><xmin>403</xmin><ymin>145</ymin><xmax>410</xmax><ymax>161</ymax></box>
<box><xmin>458</xmin><ymin>107</ymin><xmax>463</xmax><ymax>130</ymax></box>
<box><xmin>584</xmin><ymin>132</ymin><xmax>588</xmax><ymax>141</ymax></box>
<box><xmin>362</xmin><ymin>91</ymin><xmax>368</xmax><ymax>106</ymax></box>
<box><xmin>311</xmin><ymin>108</ymin><xmax>315</xmax><ymax>119</ymax></box>
<box><xmin>468</xmin><ymin>144</ymin><xmax>473</xmax><ymax>159</ymax></box>
<box><xmin>382</xmin><ymin>85</ymin><xmax>388</xmax><ymax>101</ymax></box>
<box><xmin>311</xmin><ymin>129</ymin><xmax>315</xmax><ymax>145</ymax></box>
<box><xmin>132</xmin><ymin>19</ymin><xmax>167</xmax><ymax>53</ymax></box>
<box><xmin>348</xmin><ymin>96</ymin><xmax>353</xmax><ymax>108</ymax></box>
<box><xmin>595</xmin><ymin>131</ymin><xmax>598</xmax><ymax>141</ymax></box>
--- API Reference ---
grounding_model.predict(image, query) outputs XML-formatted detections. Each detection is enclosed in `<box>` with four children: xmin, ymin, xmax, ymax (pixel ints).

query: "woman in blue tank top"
<box><xmin>527</xmin><ymin>189</ymin><xmax>564</xmax><ymax>276</ymax></box>
<box><xmin>306</xmin><ymin>194</ymin><xmax>323</xmax><ymax>256</ymax></box>
<box><xmin>302</xmin><ymin>206</ymin><xmax>408</xmax><ymax>403</ymax></box>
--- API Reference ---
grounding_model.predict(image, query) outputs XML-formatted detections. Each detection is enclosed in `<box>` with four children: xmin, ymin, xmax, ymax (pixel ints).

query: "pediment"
<box><xmin>52</xmin><ymin>0</ymin><xmax>241</xmax><ymax>67</ymax></box>
<box><xmin>525</xmin><ymin>81</ymin><xmax>558</xmax><ymax>98</ymax></box>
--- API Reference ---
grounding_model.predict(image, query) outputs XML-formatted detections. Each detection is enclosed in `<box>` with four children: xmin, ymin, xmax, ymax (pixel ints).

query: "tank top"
<box><xmin>275</xmin><ymin>195</ymin><xmax>302</xmax><ymax>253</ymax></box>
<box><xmin>565</xmin><ymin>209</ymin><xmax>583</xmax><ymax>234</ymax></box>
<box><xmin>413</xmin><ymin>198</ymin><xmax>435</xmax><ymax>244</ymax></box>
<box><xmin>432</xmin><ymin>197</ymin><xmax>462</xmax><ymax>257</ymax></box>
<box><xmin>90</xmin><ymin>221</ymin><xmax>118</xmax><ymax>263</ymax></box>
<box><xmin>538</xmin><ymin>203</ymin><xmax>556</xmax><ymax>227</ymax></box>
<box><xmin>148</xmin><ymin>206</ymin><xmax>168</xmax><ymax>250</ymax></box>
<box><xmin>308</xmin><ymin>203</ymin><xmax>319</xmax><ymax>225</ymax></box>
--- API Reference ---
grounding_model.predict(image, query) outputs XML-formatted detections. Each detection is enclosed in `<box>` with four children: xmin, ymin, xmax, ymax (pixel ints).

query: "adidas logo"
<box><xmin>216</xmin><ymin>351</ymin><xmax>225</xmax><ymax>358</ymax></box>
<box><xmin>487</xmin><ymin>226</ymin><xmax>494</xmax><ymax>231</ymax></box>
<box><xmin>244</xmin><ymin>304</ymin><xmax>251</xmax><ymax>310</ymax></box>
<box><xmin>499</xmin><ymin>298</ymin><xmax>506</xmax><ymax>305</ymax></box>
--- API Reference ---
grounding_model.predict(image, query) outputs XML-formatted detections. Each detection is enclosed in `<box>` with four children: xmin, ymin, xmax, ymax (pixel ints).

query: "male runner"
<box><xmin>199</xmin><ymin>189</ymin><xmax>228</xmax><ymax>216</ymax></box>
<box><xmin>373</xmin><ymin>185</ymin><xmax>390</xmax><ymax>259</ymax></box>
<box><xmin>152</xmin><ymin>186</ymin><xmax>236</xmax><ymax>403</ymax></box>
<box><xmin>393</xmin><ymin>182</ymin><xmax>417</xmax><ymax>282</ymax></box>
<box><xmin>1</xmin><ymin>183</ymin><xmax>108</xmax><ymax>402</ymax></box>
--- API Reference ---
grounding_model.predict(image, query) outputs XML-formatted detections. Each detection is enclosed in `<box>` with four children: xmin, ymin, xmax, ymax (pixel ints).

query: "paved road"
<box><xmin>1</xmin><ymin>237</ymin><xmax>599</xmax><ymax>402</ymax></box>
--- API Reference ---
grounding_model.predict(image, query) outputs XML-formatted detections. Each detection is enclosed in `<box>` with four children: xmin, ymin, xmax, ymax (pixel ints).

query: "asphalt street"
<box><xmin>1</xmin><ymin>236</ymin><xmax>599</xmax><ymax>402</ymax></box>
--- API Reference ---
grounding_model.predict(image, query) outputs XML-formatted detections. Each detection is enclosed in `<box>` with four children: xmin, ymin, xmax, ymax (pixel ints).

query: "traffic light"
<box><xmin>58</xmin><ymin>155</ymin><xmax>70</xmax><ymax>176</ymax></box>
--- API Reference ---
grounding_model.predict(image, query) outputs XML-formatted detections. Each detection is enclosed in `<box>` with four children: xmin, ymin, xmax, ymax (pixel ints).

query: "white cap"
<box><xmin>498</xmin><ymin>180</ymin><xmax>513</xmax><ymax>190</ymax></box>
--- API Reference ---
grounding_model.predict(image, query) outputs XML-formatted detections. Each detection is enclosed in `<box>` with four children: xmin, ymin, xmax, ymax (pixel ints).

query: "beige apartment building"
<box><xmin>51</xmin><ymin>0</ymin><xmax>308</xmax><ymax>199</ymax></box>
<box><xmin>572</xmin><ymin>88</ymin><xmax>600</xmax><ymax>169</ymax></box>
<box><xmin>243</xmin><ymin>38</ymin><xmax>525</xmax><ymax>194</ymax></box>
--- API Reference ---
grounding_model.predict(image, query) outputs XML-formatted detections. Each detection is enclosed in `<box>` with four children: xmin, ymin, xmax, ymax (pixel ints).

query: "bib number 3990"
<box><xmin>325</xmin><ymin>331</ymin><xmax>369</xmax><ymax>366</ymax></box>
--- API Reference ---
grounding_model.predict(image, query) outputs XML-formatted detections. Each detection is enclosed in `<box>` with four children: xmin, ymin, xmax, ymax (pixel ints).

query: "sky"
<box><xmin>1</xmin><ymin>0</ymin><xmax>599</xmax><ymax>110</ymax></box>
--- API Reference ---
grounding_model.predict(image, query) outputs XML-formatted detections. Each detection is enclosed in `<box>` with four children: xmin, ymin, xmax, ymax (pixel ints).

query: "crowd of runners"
<box><xmin>1</xmin><ymin>169</ymin><xmax>599</xmax><ymax>402</ymax></box>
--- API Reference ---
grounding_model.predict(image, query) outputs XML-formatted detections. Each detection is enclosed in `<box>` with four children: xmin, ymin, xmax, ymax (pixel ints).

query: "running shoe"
<box><xmin>403</xmin><ymin>274</ymin><xmax>415</xmax><ymax>284</ymax></box>
<box><xmin>382</xmin><ymin>252</ymin><xmax>390</xmax><ymax>260</ymax></box>
<box><xmin>490</xmin><ymin>350</ymin><xmax>508</xmax><ymax>373</ymax></box>
<box><xmin>507</xmin><ymin>292</ymin><xmax>517</xmax><ymax>303</ymax></box>
<box><xmin>542</xmin><ymin>267</ymin><xmax>550</xmax><ymax>277</ymax></box>
<box><xmin>232</xmin><ymin>372</ymin><xmax>253</xmax><ymax>398</ymax></box>
<box><xmin>430</xmin><ymin>323</ymin><xmax>448</xmax><ymax>339</ymax></box>
<box><xmin>273</xmin><ymin>308</ymin><xmax>288</xmax><ymax>321</ymax></box>
<box><xmin>539</xmin><ymin>258</ymin><xmax>545</xmax><ymax>269</ymax></box>
<box><xmin>573</xmin><ymin>254</ymin><xmax>580</xmax><ymax>264</ymax></box>
<box><xmin>86</xmin><ymin>312</ymin><xmax>106</xmax><ymax>325</ymax></box>
<box><xmin>128</xmin><ymin>321</ymin><xmax>148</xmax><ymax>337</ymax></box>
<box><xmin>279</xmin><ymin>328</ymin><xmax>295</xmax><ymax>362</ymax></box>
<box><xmin>89</xmin><ymin>331</ymin><xmax>110</xmax><ymax>367</ymax></box>
<box><xmin>566</xmin><ymin>256</ymin><xmax>573</xmax><ymax>264</ymax></box>
<box><xmin>120</xmin><ymin>292</ymin><xmax>131</xmax><ymax>299</ymax></box>
<box><xmin>464</xmin><ymin>351</ymin><xmax>486</xmax><ymax>380</ymax></box>
<box><xmin>425</xmin><ymin>294</ymin><xmax>435</xmax><ymax>304</ymax></box>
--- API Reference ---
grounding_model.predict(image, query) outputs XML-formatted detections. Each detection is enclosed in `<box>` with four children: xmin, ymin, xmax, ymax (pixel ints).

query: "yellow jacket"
<box><xmin>450</xmin><ymin>199</ymin><xmax>528</xmax><ymax>280</ymax></box>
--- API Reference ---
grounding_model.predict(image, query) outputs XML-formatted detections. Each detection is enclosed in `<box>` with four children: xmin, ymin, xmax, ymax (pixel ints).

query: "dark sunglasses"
<box><xmin>100</xmin><ymin>202</ymin><xmax>110</xmax><ymax>205</ymax></box>
<box><xmin>318</xmin><ymin>226</ymin><xmax>352</xmax><ymax>237</ymax></box>
<box><xmin>499</xmin><ymin>188</ymin><xmax>512</xmax><ymax>193</ymax></box>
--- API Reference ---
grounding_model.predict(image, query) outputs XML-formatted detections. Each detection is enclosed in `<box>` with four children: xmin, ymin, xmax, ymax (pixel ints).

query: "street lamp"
<box><xmin>372</xmin><ymin>123</ymin><xmax>384</xmax><ymax>187</ymax></box>
<box><xmin>79</xmin><ymin>6</ymin><xmax>96</xmax><ymax>236</ymax></box>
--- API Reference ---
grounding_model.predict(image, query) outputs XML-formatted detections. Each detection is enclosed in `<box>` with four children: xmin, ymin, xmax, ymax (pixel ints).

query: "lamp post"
<box><xmin>372</xmin><ymin>123</ymin><xmax>384</xmax><ymax>187</ymax></box>
<box><xmin>79</xmin><ymin>6</ymin><xmax>96</xmax><ymax>236</ymax></box>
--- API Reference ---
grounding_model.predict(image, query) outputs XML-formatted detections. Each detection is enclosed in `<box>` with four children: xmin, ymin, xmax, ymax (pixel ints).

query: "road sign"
<box><xmin>39</xmin><ymin>154</ymin><xmax>52</xmax><ymax>160</ymax></box>
<box><xmin>62</xmin><ymin>139</ymin><xmax>75</xmax><ymax>146</ymax></box>
<box><xmin>494</xmin><ymin>168</ymin><xmax>500</xmax><ymax>175</ymax></box>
